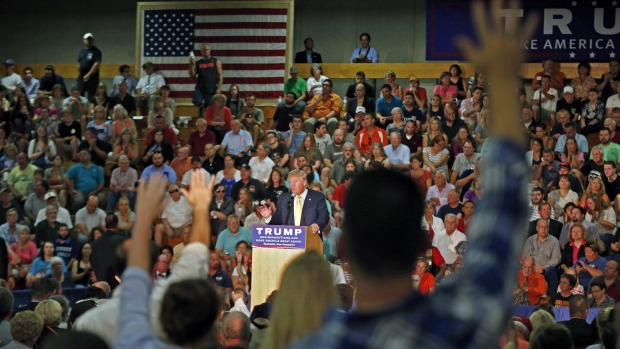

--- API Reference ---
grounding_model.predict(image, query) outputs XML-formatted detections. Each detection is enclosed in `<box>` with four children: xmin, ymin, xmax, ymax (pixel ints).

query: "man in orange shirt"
<box><xmin>304</xmin><ymin>79</ymin><xmax>342</xmax><ymax>134</ymax></box>
<box><xmin>516</xmin><ymin>256</ymin><xmax>548</xmax><ymax>305</ymax></box>
<box><xmin>532</xmin><ymin>59</ymin><xmax>565</xmax><ymax>91</ymax></box>
<box><xmin>355</xmin><ymin>113</ymin><xmax>388</xmax><ymax>160</ymax></box>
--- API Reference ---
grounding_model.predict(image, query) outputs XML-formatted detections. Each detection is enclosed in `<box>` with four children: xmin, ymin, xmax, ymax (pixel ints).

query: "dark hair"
<box><xmin>236</xmin><ymin>240</ymin><xmax>250</xmax><ymax>250</ymax></box>
<box><xmin>313</xmin><ymin>120</ymin><xmax>326</xmax><ymax>132</ymax></box>
<box><xmin>560</xmin><ymin>273</ymin><xmax>577</xmax><ymax>288</ymax></box>
<box><xmin>160</xmin><ymin>279</ymin><xmax>220</xmax><ymax>345</ymax></box>
<box><xmin>590</xmin><ymin>279</ymin><xmax>606</xmax><ymax>291</ymax></box>
<box><xmin>161</xmin><ymin>245</ymin><xmax>174</xmax><ymax>258</ymax></box>
<box><xmin>344</xmin><ymin>168</ymin><xmax>424</xmax><ymax>277</ymax></box>
<box><xmin>577</xmin><ymin>61</ymin><xmax>591</xmax><ymax>73</ymax></box>
<box><xmin>84</xmin><ymin>286</ymin><xmax>107</xmax><ymax>300</ymax></box>
<box><xmin>322</xmin><ymin>79</ymin><xmax>332</xmax><ymax>87</ymax></box>
<box><xmin>359</xmin><ymin>32</ymin><xmax>371</xmax><ymax>41</ymax></box>
<box><xmin>31</xmin><ymin>278</ymin><xmax>57</xmax><ymax>300</ymax></box>
<box><xmin>67</xmin><ymin>299</ymin><xmax>98</xmax><ymax>328</ymax></box>
<box><xmin>380</xmin><ymin>83</ymin><xmax>392</xmax><ymax>92</ymax></box>
<box><xmin>356</xmin><ymin>71</ymin><xmax>366</xmax><ymax>78</ymax></box>
<box><xmin>0</xmin><ymin>288</ymin><xmax>14</xmax><ymax>319</ymax></box>
<box><xmin>449</xmin><ymin>64</ymin><xmax>462</xmax><ymax>76</ymax></box>
<box><xmin>118</xmin><ymin>64</ymin><xmax>130</xmax><ymax>74</ymax></box>
<box><xmin>292</xmin><ymin>114</ymin><xmax>303</xmax><ymax>122</ymax></box>
<box><xmin>105</xmin><ymin>214</ymin><xmax>119</xmax><ymax>229</ymax></box>
<box><xmin>568</xmin><ymin>294</ymin><xmax>587</xmax><ymax>317</ymax></box>
<box><xmin>529</xmin><ymin>323</ymin><xmax>574</xmax><ymax>349</ymax></box>
<box><xmin>604</xmin><ymin>160</ymin><xmax>617</xmax><ymax>169</ymax></box>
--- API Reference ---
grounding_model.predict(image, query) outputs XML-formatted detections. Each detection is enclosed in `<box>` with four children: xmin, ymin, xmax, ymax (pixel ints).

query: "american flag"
<box><xmin>140</xmin><ymin>6</ymin><xmax>289</xmax><ymax>100</ymax></box>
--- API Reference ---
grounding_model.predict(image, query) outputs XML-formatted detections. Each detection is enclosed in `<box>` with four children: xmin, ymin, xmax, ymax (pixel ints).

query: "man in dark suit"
<box><xmin>294</xmin><ymin>38</ymin><xmax>322</xmax><ymax>64</ymax></box>
<box><xmin>258</xmin><ymin>169</ymin><xmax>329</xmax><ymax>237</ymax></box>
<box><xmin>91</xmin><ymin>214</ymin><xmax>126</xmax><ymax>290</ymax></box>
<box><xmin>558</xmin><ymin>295</ymin><xmax>598</xmax><ymax>348</ymax></box>
<box><xmin>527</xmin><ymin>202</ymin><xmax>563</xmax><ymax>239</ymax></box>
<box><xmin>14</xmin><ymin>278</ymin><xmax>56</xmax><ymax>313</ymax></box>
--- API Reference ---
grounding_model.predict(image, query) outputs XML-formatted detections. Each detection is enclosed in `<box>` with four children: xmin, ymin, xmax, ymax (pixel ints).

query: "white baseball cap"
<box><xmin>44</xmin><ymin>192</ymin><xmax>57</xmax><ymax>200</ymax></box>
<box><xmin>83</xmin><ymin>33</ymin><xmax>94</xmax><ymax>40</ymax></box>
<box><xmin>355</xmin><ymin>106</ymin><xmax>366</xmax><ymax>114</ymax></box>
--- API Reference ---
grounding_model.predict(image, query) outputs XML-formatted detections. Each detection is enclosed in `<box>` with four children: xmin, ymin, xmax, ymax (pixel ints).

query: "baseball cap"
<box><xmin>4</xmin><ymin>59</ymin><xmax>15</xmax><ymax>66</ymax></box>
<box><xmin>289</xmin><ymin>66</ymin><xmax>299</xmax><ymax>74</ymax></box>
<box><xmin>563</xmin><ymin>86</ymin><xmax>574</xmax><ymax>94</ymax></box>
<box><xmin>409</xmin><ymin>76</ymin><xmax>419</xmax><ymax>82</ymax></box>
<box><xmin>45</xmin><ymin>65</ymin><xmax>54</xmax><ymax>71</ymax></box>
<box><xmin>355</xmin><ymin>106</ymin><xmax>366</xmax><ymax>114</ymax></box>
<box><xmin>241</xmin><ymin>164</ymin><xmax>252</xmax><ymax>171</ymax></box>
<box><xmin>44</xmin><ymin>192</ymin><xmax>58</xmax><ymax>200</ymax></box>
<box><xmin>191</xmin><ymin>156</ymin><xmax>202</xmax><ymax>163</ymax></box>
<box><xmin>83</xmin><ymin>33</ymin><xmax>94</xmax><ymax>40</ymax></box>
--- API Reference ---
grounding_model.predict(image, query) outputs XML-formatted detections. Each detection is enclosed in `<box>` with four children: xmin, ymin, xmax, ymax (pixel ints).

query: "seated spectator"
<box><xmin>422</xmin><ymin>135</ymin><xmax>450</xmax><ymax>176</ymax></box>
<box><xmin>115</xmin><ymin>197</ymin><xmax>135</xmax><ymax>236</ymax></box>
<box><xmin>27</xmin><ymin>125</ymin><xmax>56</xmax><ymax>170</ymax></box>
<box><xmin>0</xmin><ymin>208</ymin><xmax>24</xmax><ymax>245</ymax></box>
<box><xmin>147</xmin><ymin>96</ymin><xmax>174</xmax><ymax>132</ymax></box>
<box><xmin>248</xmin><ymin>143</ymin><xmax>275</xmax><ymax>185</ymax></box>
<box><xmin>230</xmin><ymin>164</ymin><xmax>267</xmax><ymax>202</ymax></box>
<box><xmin>355</xmin><ymin>113</ymin><xmax>388</xmax><ymax>160</ymax></box>
<box><xmin>111</xmin><ymin>64</ymin><xmax>138</xmax><ymax>96</ymax></box>
<box><xmin>214</xmin><ymin>155</ymin><xmax>241</xmax><ymax>197</ymax></box>
<box><xmin>61</xmin><ymin>86</ymin><xmax>88</xmax><ymax>132</ymax></box>
<box><xmin>135</xmin><ymin>62</ymin><xmax>165</xmax><ymax>116</ymax></box>
<box><xmin>46</xmin><ymin>256</ymin><xmax>74</xmax><ymax>289</ymax></box>
<box><xmin>384</xmin><ymin>131</ymin><xmax>411</xmax><ymax>171</ymax></box>
<box><xmin>559</xmin><ymin>223</ymin><xmax>587</xmax><ymax>270</ymax></box>
<box><xmin>54</xmin><ymin>223</ymin><xmax>78</xmax><ymax>268</ymax></box>
<box><xmin>8</xmin><ymin>311</ymin><xmax>44</xmax><ymax>348</ymax></box>
<box><xmin>550</xmin><ymin>273</ymin><xmax>576</xmax><ymax>307</ymax></box>
<box><xmin>220</xmin><ymin>119</ymin><xmax>253</xmax><ymax>166</ymax></box>
<box><xmin>233</xmin><ymin>188</ymin><xmax>254</xmax><ymax>226</ymax></box>
<box><xmin>514</xmin><ymin>256</ymin><xmax>547</xmax><ymax>305</ymax></box>
<box><xmin>34</xmin><ymin>206</ymin><xmax>61</xmax><ymax>248</ymax></box>
<box><xmin>425</xmin><ymin>171</ymin><xmax>455</xmax><ymax>210</ymax></box>
<box><xmin>547</xmin><ymin>175</ymin><xmax>579</xmax><ymax>220</ymax></box>
<box><xmin>108</xmin><ymin>154</ymin><xmax>138</xmax><ymax>214</ymax></box>
<box><xmin>294</xmin><ymin>134</ymin><xmax>322</xmax><ymax>172</ymax></box>
<box><xmin>140</xmin><ymin>152</ymin><xmax>176</xmax><ymax>184</ymax></box>
<box><xmin>87</xmin><ymin>106</ymin><xmax>112</xmax><ymax>144</ymax></box>
<box><xmin>270</xmin><ymin>92</ymin><xmax>298</xmax><ymax>132</ymax></box>
<box><xmin>375</xmin><ymin>84</ymin><xmax>402</xmax><ymax>126</ymax></box>
<box><xmin>89</xmin><ymin>83</ymin><xmax>110</xmax><ymax>117</ymax></box>
<box><xmin>574</xmin><ymin>242</ymin><xmax>606</xmax><ymax>287</ymax></box>
<box><xmin>75</xmin><ymin>196</ymin><xmax>106</xmax><ymax>242</ymax></box>
<box><xmin>144</xmin><ymin>116</ymin><xmax>178</xmax><ymax>149</ymax></box>
<box><xmin>181</xmin><ymin>156</ymin><xmax>210</xmax><ymax>190</ymax></box>
<box><xmin>202</xmin><ymin>143</ymin><xmax>224</xmax><ymax>175</ymax></box>
<box><xmin>432</xmin><ymin>214</ymin><xmax>466</xmax><ymax>277</ymax></box>
<box><xmin>153</xmin><ymin>254</ymin><xmax>171</xmax><ymax>281</ymax></box>
<box><xmin>349</xmin><ymin>33</ymin><xmax>378</xmax><ymax>63</ymax></box>
<box><xmin>6</xmin><ymin>153</ymin><xmax>39</xmax><ymax>203</ymax></box>
<box><xmin>522</xmin><ymin>218</ymin><xmax>561</xmax><ymax>293</ymax></box>
<box><xmin>579</xmin><ymin>88</ymin><xmax>605</xmax><ymax>135</ymax></box>
<box><xmin>34</xmin><ymin>191</ymin><xmax>72</xmax><ymax>230</ymax></box>
<box><xmin>554</xmin><ymin>122</ymin><xmax>589</xmax><ymax>155</ymax></box>
<box><xmin>27</xmin><ymin>241</ymin><xmax>66</xmax><ymax>288</ymax></box>
<box><xmin>71</xmin><ymin>242</ymin><xmax>92</xmax><ymax>287</ymax></box>
<box><xmin>215</xmin><ymin>215</ymin><xmax>252</xmax><ymax>270</ymax></box>
<box><xmin>364</xmin><ymin>142</ymin><xmax>391</xmax><ymax>170</ymax></box>
<box><xmin>63</xmin><ymin>149</ymin><xmax>106</xmax><ymax>213</ymax></box>
<box><xmin>329</xmin><ymin>143</ymin><xmax>362</xmax><ymax>187</ymax></box>
<box><xmin>205</xmin><ymin>93</ymin><xmax>233</xmax><ymax>144</ymax></box>
<box><xmin>555</xmin><ymin>88</ymin><xmax>582</xmax><ymax>122</ymax></box>
<box><xmin>210</xmin><ymin>183</ymin><xmax>235</xmax><ymax>237</ymax></box>
<box><xmin>108</xmin><ymin>80</ymin><xmax>137</xmax><ymax>118</ymax></box>
<box><xmin>345</xmin><ymin>84</ymin><xmax>375</xmax><ymax>126</ymax></box>
<box><xmin>186</xmin><ymin>118</ymin><xmax>215</xmax><ymax>158</ymax></box>
<box><xmin>436</xmin><ymin>190</ymin><xmax>463</xmax><ymax>220</ymax></box>
<box><xmin>587</xmin><ymin>279</ymin><xmax>615</xmax><ymax>308</ymax></box>
<box><xmin>304</xmin><ymin>79</ymin><xmax>342</xmax><ymax>134</ymax></box>
<box><xmin>559</xmin><ymin>205</ymin><xmax>600</xmax><ymax>246</ymax></box>
<box><xmin>39</xmin><ymin>65</ymin><xmax>68</xmax><ymax>97</ymax></box>
<box><xmin>589</xmin><ymin>260</ymin><xmax>620</xmax><ymax>301</ymax></box>
<box><xmin>283</xmin><ymin>114</ymin><xmax>306</xmax><ymax>157</ymax></box>
<box><xmin>141</xmin><ymin>128</ymin><xmax>175</xmax><ymax>167</ymax></box>
<box><xmin>313</xmin><ymin>121</ymin><xmax>331</xmax><ymax>156</ymax></box>
<box><xmin>531</xmin><ymin>75</ymin><xmax>559</xmax><ymax>125</ymax></box>
<box><xmin>170</xmin><ymin>146</ymin><xmax>192</xmax><ymax>186</ymax></box>
<box><xmin>54</xmin><ymin>110</ymin><xmax>80</xmax><ymax>162</ymax></box>
<box><xmin>10</xmin><ymin>226</ymin><xmax>37</xmax><ymax>285</ymax></box>
<box><xmin>412</xmin><ymin>258</ymin><xmax>435</xmax><ymax>294</ymax></box>
<box><xmin>77</xmin><ymin>127</ymin><xmax>112</xmax><ymax>168</ymax></box>
<box><xmin>154</xmin><ymin>184</ymin><xmax>193</xmax><ymax>246</ymax></box>
<box><xmin>110</xmin><ymin>104</ymin><xmax>137</xmax><ymax>143</ymax></box>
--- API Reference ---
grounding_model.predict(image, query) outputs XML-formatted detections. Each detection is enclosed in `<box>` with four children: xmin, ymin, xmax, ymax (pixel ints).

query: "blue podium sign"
<box><xmin>253</xmin><ymin>225</ymin><xmax>306</xmax><ymax>249</ymax></box>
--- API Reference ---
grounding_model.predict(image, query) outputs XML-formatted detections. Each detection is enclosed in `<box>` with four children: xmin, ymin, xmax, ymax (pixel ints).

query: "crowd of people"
<box><xmin>0</xmin><ymin>0</ymin><xmax>619</xmax><ymax>348</ymax></box>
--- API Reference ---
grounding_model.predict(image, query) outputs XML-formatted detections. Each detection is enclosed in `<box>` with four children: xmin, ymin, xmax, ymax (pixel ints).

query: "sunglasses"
<box><xmin>215</xmin><ymin>189</ymin><xmax>226</xmax><ymax>193</ymax></box>
<box><xmin>169</xmin><ymin>189</ymin><xmax>179</xmax><ymax>194</ymax></box>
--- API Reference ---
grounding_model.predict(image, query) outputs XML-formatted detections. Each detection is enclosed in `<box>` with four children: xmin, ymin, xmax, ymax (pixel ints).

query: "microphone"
<box><xmin>287</xmin><ymin>195</ymin><xmax>294</xmax><ymax>209</ymax></box>
<box><xmin>285</xmin><ymin>194</ymin><xmax>295</xmax><ymax>225</ymax></box>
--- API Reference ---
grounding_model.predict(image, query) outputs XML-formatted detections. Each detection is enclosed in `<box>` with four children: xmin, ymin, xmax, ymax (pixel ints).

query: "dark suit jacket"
<box><xmin>527</xmin><ymin>218</ymin><xmax>563</xmax><ymax>240</ymax></box>
<box><xmin>558</xmin><ymin>318</ymin><xmax>598</xmax><ymax>349</ymax></box>
<box><xmin>270</xmin><ymin>190</ymin><xmax>329</xmax><ymax>233</ymax></box>
<box><xmin>294</xmin><ymin>51</ymin><xmax>322</xmax><ymax>63</ymax></box>
<box><xmin>91</xmin><ymin>231</ymin><xmax>126</xmax><ymax>290</ymax></box>
<box><xmin>210</xmin><ymin>196</ymin><xmax>235</xmax><ymax>234</ymax></box>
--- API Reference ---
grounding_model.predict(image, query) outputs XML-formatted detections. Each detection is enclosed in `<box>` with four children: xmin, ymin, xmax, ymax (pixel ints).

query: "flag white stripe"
<box><xmin>169</xmin><ymin>83</ymin><xmax>283</xmax><ymax>92</ymax></box>
<box><xmin>195</xmin><ymin>28</ymin><xmax>286</xmax><ymax>36</ymax></box>
<box><xmin>145</xmin><ymin>56</ymin><xmax>286</xmax><ymax>64</ymax></box>
<box><xmin>196</xmin><ymin>15</ymin><xmax>287</xmax><ymax>23</ymax></box>
<box><xmin>194</xmin><ymin>42</ymin><xmax>286</xmax><ymax>50</ymax></box>
<box><xmin>162</xmin><ymin>70</ymin><xmax>285</xmax><ymax>78</ymax></box>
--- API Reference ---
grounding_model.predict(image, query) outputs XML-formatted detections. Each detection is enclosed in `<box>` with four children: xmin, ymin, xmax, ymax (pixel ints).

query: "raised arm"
<box><xmin>180</xmin><ymin>171</ymin><xmax>216</xmax><ymax>246</ymax></box>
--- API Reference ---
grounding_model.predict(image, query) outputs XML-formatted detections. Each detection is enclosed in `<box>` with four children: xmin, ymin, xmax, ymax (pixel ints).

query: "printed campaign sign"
<box><xmin>253</xmin><ymin>225</ymin><xmax>306</xmax><ymax>249</ymax></box>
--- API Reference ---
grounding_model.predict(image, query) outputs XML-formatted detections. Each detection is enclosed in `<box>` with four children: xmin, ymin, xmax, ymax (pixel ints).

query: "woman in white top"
<box><xmin>306</xmin><ymin>64</ymin><xmax>328</xmax><ymax>97</ymax></box>
<box><xmin>547</xmin><ymin>174</ymin><xmax>580</xmax><ymax>220</ymax></box>
<box><xmin>28</xmin><ymin>125</ymin><xmax>57</xmax><ymax>169</ymax></box>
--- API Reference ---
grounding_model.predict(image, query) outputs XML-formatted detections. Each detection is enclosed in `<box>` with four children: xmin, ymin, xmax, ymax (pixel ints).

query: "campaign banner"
<box><xmin>426</xmin><ymin>0</ymin><xmax>619</xmax><ymax>62</ymax></box>
<box><xmin>253</xmin><ymin>225</ymin><xmax>306</xmax><ymax>249</ymax></box>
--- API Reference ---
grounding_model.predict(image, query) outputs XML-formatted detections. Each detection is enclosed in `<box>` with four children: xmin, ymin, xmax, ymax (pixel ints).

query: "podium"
<box><xmin>250</xmin><ymin>225</ymin><xmax>323</xmax><ymax>309</ymax></box>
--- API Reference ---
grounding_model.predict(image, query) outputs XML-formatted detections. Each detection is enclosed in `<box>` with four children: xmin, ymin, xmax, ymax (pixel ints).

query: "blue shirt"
<box><xmin>0</xmin><ymin>223</ymin><xmax>24</xmax><ymax>245</ymax></box>
<box><xmin>349</xmin><ymin>47</ymin><xmax>379</xmax><ymax>63</ymax></box>
<box><xmin>222</xmin><ymin>129</ymin><xmax>253</xmax><ymax>156</ymax></box>
<box><xmin>376</xmin><ymin>96</ymin><xmax>402</xmax><ymax>117</ymax></box>
<box><xmin>66</xmin><ymin>163</ymin><xmax>104</xmax><ymax>194</ymax></box>
<box><xmin>29</xmin><ymin>257</ymin><xmax>67</xmax><ymax>276</ymax></box>
<box><xmin>140</xmin><ymin>164</ymin><xmax>177</xmax><ymax>184</ymax></box>
<box><xmin>215</xmin><ymin>227</ymin><xmax>253</xmax><ymax>256</ymax></box>
<box><xmin>283</xmin><ymin>130</ymin><xmax>306</xmax><ymax>154</ymax></box>
<box><xmin>290</xmin><ymin>138</ymin><xmax>529</xmax><ymax>349</ymax></box>
<box><xmin>384</xmin><ymin>144</ymin><xmax>411</xmax><ymax>166</ymax></box>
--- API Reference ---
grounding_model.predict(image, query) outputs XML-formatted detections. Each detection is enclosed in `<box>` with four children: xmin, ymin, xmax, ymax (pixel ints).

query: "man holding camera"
<box><xmin>238</xmin><ymin>93</ymin><xmax>264</xmax><ymax>147</ymax></box>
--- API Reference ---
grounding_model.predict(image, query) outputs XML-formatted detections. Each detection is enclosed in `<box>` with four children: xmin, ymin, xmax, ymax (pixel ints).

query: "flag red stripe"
<box><xmin>195</xmin><ymin>8</ymin><xmax>288</xmax><ymax>15</ymax></box>
<box><xmin>171</xmin><ymin>91</ymin><xmax>281</xmax><ymax>98</ymax></box>
<box><xmin>156</xmin><ymin>63</ymin><xmax>286</xmax><ymax>70</ymax></box>
<box><xmin>196</xmin><ymin>22</ymin><xmax>286</xmax><ymax>29</ymax></box>
<box><xmin>195</xmin><ymin>36</ymin><xmax>286</xmax><ymax>43</ymax></box>
<box><xmin>166</xmin><ymin>77</ymin><xmax>283</xmax><ymax>84</ymax></box>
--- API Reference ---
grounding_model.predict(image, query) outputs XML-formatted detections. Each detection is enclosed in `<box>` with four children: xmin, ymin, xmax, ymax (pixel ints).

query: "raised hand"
<box><xmin>180</xmin><ymin>170</ymin><xmax>215</xmax><ymax>211</ymax></box>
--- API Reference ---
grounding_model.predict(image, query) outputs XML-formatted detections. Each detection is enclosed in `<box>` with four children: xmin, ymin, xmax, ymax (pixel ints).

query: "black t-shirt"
<box><xmin>268</xmin><ymin>142</ymin><xmax>289</xmax><ymax>164</ymax></box>
<box><xmin>403</xmin><ymin>107</ymin><xmax>425</xmax><ymax>124</ymax></box>
<box><xmin>78</xmin><ymin>140</ymin><xmax>112</xmax><ymax>167</ymax></box>
<box><xmin>57</xmin><ymin>121</ymin><xmax>81</xmax><ymax>142</ymax></box>
<box><xmin>604</xmin><ymin>176</ymin><xmax>620</xmax><ymax>200</ymax></box>
<box><xmin>202</xmin><ymin>154</ymin><xmax>225</xmax><ymax>175</ymax></box>
<box><xmin>273</xmin><ymin>105</ymin><xmax>296</xmax><ymax>132</ymax></box>
<box><xmin>556</xmin><ymin>98</ymin><xmax>584</xmax><ymax>120</ymax></box>
<box><xmin>600</xmin><ymin>72</ymin><xmax>620</xmax><ymax>102</ymax></box>
<box><xmin>34</xmin><ymin>220</ymin><xmax>60</xmax><ymax>247</ymax></box>
<box><xmin>78</xmin><ymin>46</ymin><xmax>102</xmax><ymax>78</ymax></box>
<box><xmin>195</xmin><ymin>57</ymin><xmax>219</xmax><ymax>94</ymax></box>
<box><xmin>108</xmin><ymin>94</ymin><xmax>137</xmax><ymax>116</ymax></box>
<box><xmin>550</xmin><ymin>292</ymin><xmax>573</xmax><ymax>307</ymax></box>
<box><xmin>403</xmin><ymin>133</ymin><xmax>423</xmax><ymax>153</ymax></box>
<box><xmin>345</xmin><ymin>83</ymin><xmax>375</xmax><ymax>99</ymax></box>
<box><xmin>442</xmin><ymin>118</ymin><xmax>467</xmax><ymax>143</ymax></box>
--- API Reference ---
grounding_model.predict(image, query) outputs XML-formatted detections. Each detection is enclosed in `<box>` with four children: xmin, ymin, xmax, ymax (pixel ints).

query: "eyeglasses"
<box><xmin>169</xmin><ymin>189</ymin><xmax>179</xmax><ymax>194</ymax></box>
<box><xmin>215</xmin><ymin>189</ymin><xmax>226</xmax><ymax>193</ymax></box>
